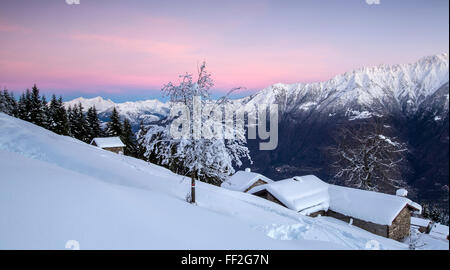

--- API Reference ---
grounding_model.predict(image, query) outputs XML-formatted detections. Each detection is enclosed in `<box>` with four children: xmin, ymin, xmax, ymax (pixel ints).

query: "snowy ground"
<box><xmin>405</xmin><ymin>227</ymin><xmax>449</xmax><ymax>250</ymax></box>
<box><xmin>0</xmin><ymin>113</ymin><xmax>444</xmax><ymax>250</ymax></box>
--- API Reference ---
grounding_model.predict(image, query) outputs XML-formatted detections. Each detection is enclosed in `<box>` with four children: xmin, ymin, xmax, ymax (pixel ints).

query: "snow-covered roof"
<box><xmin>90</xmin><ymin>137</ymin><xmax>125</xmax><ymax>148</ymax></box>
<box><xmin>411</xmin><ymin>217</ymin><xmax>431</xmax><ymax>228</ymax></box>
<box><xmin>429</xmin><ymin>223</ymin><xmax>449</xmax><ymax>239</ymax></box>
<box><xmin>249</xmin><ymin>175</ymin><xmax>330</xmax><ymax>213</ymax></box>
<box><xmin>409</xmin><ymin>202</ymin><xmax>422</xmax><ymax>214</ymax></box>
<box><xmin>328</xmin><ymin>185</ymin><xmax>413</xmax><ymax>226</ymax></box>
<box><xmin>221</xmin><ymin>170</ymin><xmax>273</xmax><ymax>192</ymax></box>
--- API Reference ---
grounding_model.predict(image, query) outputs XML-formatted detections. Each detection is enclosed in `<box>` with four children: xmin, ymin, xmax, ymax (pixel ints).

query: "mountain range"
<box><xmin>65</xmin><ymin>96</ymin><xmax>169</xmax><ymax>129</ymax></box>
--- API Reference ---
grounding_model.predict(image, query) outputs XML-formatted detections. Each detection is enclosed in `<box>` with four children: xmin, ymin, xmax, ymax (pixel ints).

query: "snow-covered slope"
<box><xmin>0</xmin><ymin>113</ymin><xmax>414</xmax><ymax>249</ymax></box>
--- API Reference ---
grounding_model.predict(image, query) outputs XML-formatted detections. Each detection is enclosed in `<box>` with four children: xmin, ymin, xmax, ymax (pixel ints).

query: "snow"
<box><xmin>65</xmin><ymin>96</ymin><xmax>168</xmax><ymax>116</ymax></box>
<box><xmin>249</xmin><ymin>175</ymin><xmax>330</xmax><ymax>214</ymax></box>
<box><xmin>429</xmin><ymin>223</ymin><xmax>449</xmax><ymax>240</ymax></box>
<box><xmin>65</xmin><ymin>96</ymin><xmax>116</xmax><ymax>112</ymax></box>
<box><xmin>64</xmin><ymin>96</ymin><xmax>170</xmax><ymax>125</ymax></box>
<box><xmin>221</xmin><ymin>170</ymin><xmax>273</xmax><ymax>192</ymax></box>
<box><xmin>346</xmin><ymin>110</ymin><xmax>376</xmax><ymax>121</ymax></box>
<box><xmin>91</xmin><ymin>137</ymin><xmax>125</xmax><ymax>148</ymax></box>
<box><xmin>328</xmin><ymin>185</ymin><xmax>412</xmax><ymax>226</ymax></box>
<box><xmin>298</xmin><ymin>102</ymin><xmax>317</xmax><ymax>111</ymax></box>
<box><xmin>0</xmin><ymin>113</ymin><xmax>412</xmax><ymax>249</ymax></box>
<box><xmin>409</xmin><ymin>202</ymin><xmax>422</xmax><ymax>214</ymax></box>
<box><xmin>406</xmin><ymin>227</ymin><xmax>449</xmax><ymax>250</ymax></box>
<box><xmin>411</xmin><ymin>217</ymin><xmax>431</xmax><ymax>228</ymax></box>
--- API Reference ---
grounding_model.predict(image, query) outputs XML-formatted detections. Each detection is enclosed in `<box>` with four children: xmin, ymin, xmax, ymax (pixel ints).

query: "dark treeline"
<box><xmin>0</xmin><ymin>84</ymin><xmax>138</xmax><ymax>157</ymax></box>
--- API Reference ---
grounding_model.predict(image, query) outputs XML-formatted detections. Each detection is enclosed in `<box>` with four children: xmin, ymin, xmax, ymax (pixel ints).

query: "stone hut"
<box><xmin>247</xmin><ymin>175</ymin><xmax>422</xmax><ymax>241</ymax></box>
<box><xmin>221</xmin><ymin>169</ymin><xmax>273</xmax><ymax>192</ymax></box>
<box><xmin>90</xmin><ymin>137</ymin><xmax>125</xmax><ymax>154</ymax></box>
<box><xmin>326</xmin><ymin>185</ymin><xmax>421</xmax><ymax>241</ymax></box>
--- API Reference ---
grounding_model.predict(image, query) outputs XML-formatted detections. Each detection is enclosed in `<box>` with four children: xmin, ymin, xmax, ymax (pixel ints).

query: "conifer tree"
<box><xmin>121</xmin><ymin>118</ymin><xmax>136</xmax><ymax>156</ymax></box>
<box><xmin>48</xmin><ymin>94</ymin><xmax>59</xmax><ymax>132</ymax></box>
<box><xmin>0</xmin><ymin>90</ymin><xmax>6</xmax><ymax>113</ymax></box>
<box><xmin>8</xmin><ymin>91</ymin><xmax>18</xmax><ymax>117</ymax></box>
<box><xmin>136</xmin><ymin>120</ymin><xmax>149</xmax><ymax>160</ymax></box>
<box><xmin>67</xmin><ymin>105</ymin><xmax>75</xmax><ymax>135</ymax></box>
<box><xmin>106</xmin><ymin>107</ymin><xmax>122</xmax><ymax>137</ymax></box>
<box><xmin>41</xmin><ymin>95</ymin><xmax>50</xmax><ymax>129</ymax></box>
<box><xmin>69</xmin><ymin>103</ymin><xmax>89</xmax><ymax>142</ymax></box>
<box><xmin>86</xmin><ymin>106</ymin><xmax>102</xmax><ymax>141</ymax></box>
<box><xmin>0</xmin><ymin>89</ymin><xmax>17</xmax><ymax>116</ymax></box>
<box><xmin>48</xmin><ymin>95</ymin><xmax>70</xmax><ymax>135</ymax></box>
<box><xmin>18</xmin><ymin>89</ymin><xmax>32</xmax><ymax>121</ymax></box>
<box><xmin>56</xmin><ymin>96</ymin><xmax>70</xmax><ymax>136</ymax></box>
<box><xmin>29</xmin><ymin>84</ymin><xmax>45</xmax><ymax>126</ymax></box>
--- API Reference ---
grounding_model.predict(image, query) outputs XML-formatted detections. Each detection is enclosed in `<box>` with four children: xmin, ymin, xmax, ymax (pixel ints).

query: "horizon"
<box><xmin>1</xmin><ymin>0</ymin><xmax>449</xmax><ymax>102</ymax></box>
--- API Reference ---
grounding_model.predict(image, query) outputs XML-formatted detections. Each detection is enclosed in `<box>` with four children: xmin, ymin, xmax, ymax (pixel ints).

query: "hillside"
<box><xmin>0</xmin><ymin>113</ymin><xmax>419</xmax><ymax>249</ymax></box>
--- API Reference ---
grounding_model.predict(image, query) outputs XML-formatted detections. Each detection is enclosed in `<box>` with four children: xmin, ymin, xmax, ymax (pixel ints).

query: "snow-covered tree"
<box><xmin>421</xmin><ymin>203</ymin><xmax>449</xmax><ymax>225</ymax></box>
<box><xmin>139</xmin><ymin>62</ymin><xmax>250</xmax><ymax>203</ymax></box>
<box><xmin>329</xmin><ymin>117</ymin><xmax>408</xmax><ymax>192</ymax></box>
<box><xmin>0</xmin><ymin>89</ymin><xmax>17</xmax><ymax>116</ymax></box>
<box><xmin>136</xmin><ymin>120</ymin><xmax>149</xmax><ymax>160</ymax></box>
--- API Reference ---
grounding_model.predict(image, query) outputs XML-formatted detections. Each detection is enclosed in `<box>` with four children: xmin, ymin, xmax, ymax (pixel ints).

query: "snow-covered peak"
<box><xmin>64</xmin><ymin>96</ymin><xmax>170</xmax><ymax>126</ymax></box>
<box><xmin>65</xmin><ymin>96</ymin><xmax>168</xmax><ymax>114</ymax></box>
<box><xmin>242</xmin><ymin>53</ymin><xmax>449</xmax><ymax>116</ymax></box>
<box><xmin>65</xmin><ymin>96</ymin><xmax>116</xmax><ymax>112</ymax></box>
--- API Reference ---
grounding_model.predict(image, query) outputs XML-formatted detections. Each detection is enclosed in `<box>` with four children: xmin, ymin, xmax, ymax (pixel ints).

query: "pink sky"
<box><xmin>0</xmin><ymin>0</ymin><xmax>448</xmax><ymax>100</ymax></box>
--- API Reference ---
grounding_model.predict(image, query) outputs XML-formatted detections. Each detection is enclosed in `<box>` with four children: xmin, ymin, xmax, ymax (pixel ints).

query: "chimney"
<box><xmin>396</xmin><ymin>188</ymin><xmax>408</xmax><ymax>197</ymax></box>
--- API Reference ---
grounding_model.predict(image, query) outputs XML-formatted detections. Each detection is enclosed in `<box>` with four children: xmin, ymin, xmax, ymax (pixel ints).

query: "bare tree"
<box><xmin>329</xmin><ymin>117</ymin><xmax>408</xmax><ymax>192</ymax></box>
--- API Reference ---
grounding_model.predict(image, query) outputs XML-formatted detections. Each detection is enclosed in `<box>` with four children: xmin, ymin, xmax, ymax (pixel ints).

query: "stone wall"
<box><xmin>325</xmin><ymin>210</ymin><xmax>389</xmax><ymax>238</ymax></box>
<box><xmin>388</xmin><ymin>206</ymin><xmax>411</xmax><ymax>241</ymax></box>
<box><xmin>102</xmin><ymin>147</ymin><xmax>124</xmax><ymax>154</ymax></box>
<box><xmin>244</xmin><ymin>179</ymin><xmax>268</xmax><ymax>192</ymax></box>
<box><xmin>253</xmin><ymin>190</ymin><xmax>288</xmax><ymax>208</ymax></box>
